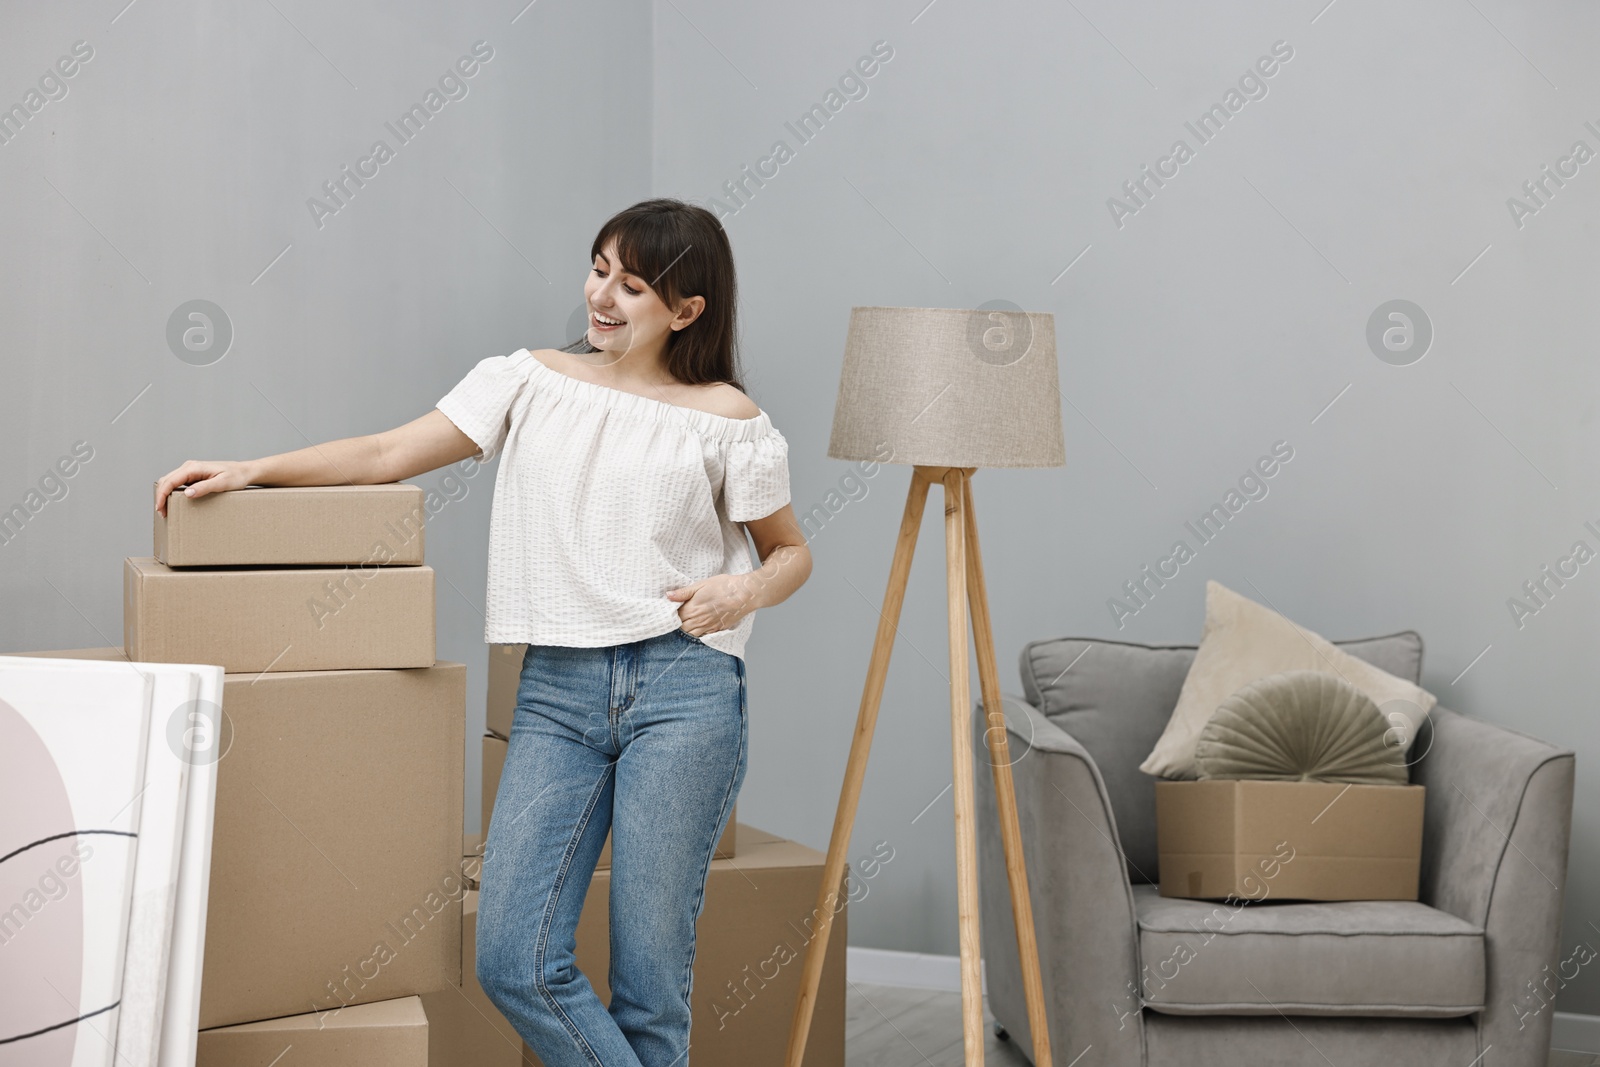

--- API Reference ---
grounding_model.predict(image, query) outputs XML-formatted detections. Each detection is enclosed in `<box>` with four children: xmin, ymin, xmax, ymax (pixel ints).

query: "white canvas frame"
<box><xmin>0</xmin><ymin>656</ymin><xmax>221</xmax><ymax>1067</ymax></box>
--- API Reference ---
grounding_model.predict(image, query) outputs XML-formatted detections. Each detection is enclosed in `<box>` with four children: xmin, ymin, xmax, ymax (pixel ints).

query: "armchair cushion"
<box><xmin>1132</xmin><ymin>884</ymin><xmax>1485</xmax><ymax>1017</ymax></box>
<box><xmin>1019</xmin><ymin>630</ymin><xmax>1426</xmax><ymax>883</ymax></box>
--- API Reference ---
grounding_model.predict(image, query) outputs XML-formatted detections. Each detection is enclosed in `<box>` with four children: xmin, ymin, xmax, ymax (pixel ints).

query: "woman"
<box><xmin>153</xmin><ymin>198</ymin><xmax>811</xmax><ymax>1065</ymax></box>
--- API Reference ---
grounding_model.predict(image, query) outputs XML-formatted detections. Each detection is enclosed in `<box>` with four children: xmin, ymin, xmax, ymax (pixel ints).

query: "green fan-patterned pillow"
<box><xmin>1194</xmin><ymin>669</ymin><xmax>1408</xmax><ymax>785</ymax></box>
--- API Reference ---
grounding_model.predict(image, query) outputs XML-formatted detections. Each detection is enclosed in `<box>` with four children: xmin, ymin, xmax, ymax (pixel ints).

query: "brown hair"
<box><xmin>562</xmin><ymin>198</ymin><xmax>745</xmax><ymax>392</ymax></box>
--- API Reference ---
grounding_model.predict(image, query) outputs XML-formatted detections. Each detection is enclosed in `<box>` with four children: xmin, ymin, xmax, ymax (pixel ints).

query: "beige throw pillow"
<box><xmin>1140</xmin><ymin>580</ymin><xmax>1437</xmax><ymax>780</ymax></box>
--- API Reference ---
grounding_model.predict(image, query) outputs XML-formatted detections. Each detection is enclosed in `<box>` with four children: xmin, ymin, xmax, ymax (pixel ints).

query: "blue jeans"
<box><xmin>476</xmin><ymin>627</ymin><xmax>748</xmax><ymax>1067</ymax></box>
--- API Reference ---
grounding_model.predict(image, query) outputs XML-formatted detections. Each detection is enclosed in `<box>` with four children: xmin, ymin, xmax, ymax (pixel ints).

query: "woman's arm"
<box><xmin>155</xmin><ymin>408</ymin><xmax>479</xmax><ymax>516</ymax></box>
<box><xmin>741</xmin><ymin>504</ymin><xmax>812</xmax><ymax>611</ymax></box>
<box><xmin>669</xmin><ymin>503</ymin><xmax>813</xmax><ymax>633</ymax></box>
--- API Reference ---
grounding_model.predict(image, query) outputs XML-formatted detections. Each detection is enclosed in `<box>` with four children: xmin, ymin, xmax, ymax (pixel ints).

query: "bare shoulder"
<box><xmin>525</xmin><ymin>347</ymin><xmax>760</xmax><ymax>419</ymax></box>
<box><xmin>527</xmin><ymin>347</ymin><xmax>566</xmax><ymax>370</ymax></box>
<box><xmin>697</xmin><ymin>382</ymin><xmax>761</xmax><ymax>420</ymax></box>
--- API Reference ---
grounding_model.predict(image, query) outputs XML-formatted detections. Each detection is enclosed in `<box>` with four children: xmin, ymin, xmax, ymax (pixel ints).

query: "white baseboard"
<box><xmin>846</xmin><ymin>947</ymin><xmax>986</xmax><ymax>995</ymax></box>
<box><xmin>1553</xmin><ymin>1012</ymin><xmax>1600</xmax><ymax>1054</ymax></box>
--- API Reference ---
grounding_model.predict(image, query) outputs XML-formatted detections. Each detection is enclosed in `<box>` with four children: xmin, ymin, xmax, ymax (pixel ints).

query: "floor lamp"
<box><xmin>784</xmin><ymin>305</ymin><xmax>1065</xmax><ymax>1067</ymax></box>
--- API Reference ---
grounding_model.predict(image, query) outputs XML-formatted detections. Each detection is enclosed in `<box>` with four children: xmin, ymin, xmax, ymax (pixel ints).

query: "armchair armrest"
<box><xmin>972</xmin><ymin>692</ymin><xmax>1145</xmax><ymax>1067</ymax></box>
<box><xmin>1410</xmin><ymin>706</ymin><xmax>1575</xmax><ymax>1066</ymax></box>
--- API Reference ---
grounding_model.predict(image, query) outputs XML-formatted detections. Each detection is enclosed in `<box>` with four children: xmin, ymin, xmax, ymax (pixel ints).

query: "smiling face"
<box><xmin>583</xmin><ymin>239</ymin><xmax>704</xmax><ymax>371</ymax></box>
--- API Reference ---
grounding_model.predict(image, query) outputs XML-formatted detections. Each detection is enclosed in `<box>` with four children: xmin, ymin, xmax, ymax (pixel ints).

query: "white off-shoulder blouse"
<box><xmin>434</xmin><ymin>348</ymin><xmax>791</xmax><ymax>661</ymax></box>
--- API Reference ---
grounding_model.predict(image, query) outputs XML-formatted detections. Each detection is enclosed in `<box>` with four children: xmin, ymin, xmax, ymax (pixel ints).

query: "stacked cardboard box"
<box><xmin>128</xmin><ymin>485</ymin><xmax>435</xmax><ymax>672</ymax></box>
<box><xmin>195</xmin><ymin>996</ymin><xmax>429</xmax><ymax>1066</ymax></box>
<box><xmin>19</xmin><ymin>484</ymin><xmax>846</xmax><ymax>1064</ymax></box>
<box><xmin>16</xmin><ymin>644</ymin><xmax>469</xmax><ymax>1053</ymax></box>
<box><xmin>451</xmin><ymin>817</ymin><xmax>848</xmax><ymax>1067</ymax></box>
<box><xmin>518</xmin><ymin>824</ymin><xmax>848</xmax><ymax>1067</ymax></box>
<box><xmin>14</xmin><ymin>484</ymin><xmax>466</xmax><ymax>1063</ymax></box>
<box><xmin>428</xmin><ymin>829</ymin><xmax>850</xmax><ymax>1067</ymax></box>
<box><xmin>419</xmin><ymin>883</ymin><xmax>524</xmax><ymax>1067</ymax></box>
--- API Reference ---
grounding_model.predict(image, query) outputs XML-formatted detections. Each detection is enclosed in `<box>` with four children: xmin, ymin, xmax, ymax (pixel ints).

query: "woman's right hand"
<box><xmin>155</xmin><ymin>459</ymin><xmax>256</xmax><ymax>517</ymax></box>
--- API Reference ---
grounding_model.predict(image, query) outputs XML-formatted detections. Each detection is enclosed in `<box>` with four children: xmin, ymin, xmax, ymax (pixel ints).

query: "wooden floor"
<box><xmin>844</xmin><ymin>983</ymin><xmax>1038</xmax><ymax>1067</ymax></box>
<box><xmin>845</xmin><ymin>982</ymin><xmax>1597</xmax><ymax>1067</ymax></box>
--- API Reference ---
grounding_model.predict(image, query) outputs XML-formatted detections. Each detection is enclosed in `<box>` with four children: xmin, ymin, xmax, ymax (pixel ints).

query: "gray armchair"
<box><xmin>973</xmin><ymin>632</ymin><xmax>1575</xmax><ymax>1067</ymax></box>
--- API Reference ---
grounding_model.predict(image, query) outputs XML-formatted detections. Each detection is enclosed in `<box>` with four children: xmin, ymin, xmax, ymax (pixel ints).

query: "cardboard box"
<box><xmin>483</xmin><ymin>733</ymin><xmax>506</xmax><ymax>844</ymax></box>
<box><xmin>205</xmin><ymin>660</ymin><xmax>466</xmax><ymax>1027</ymax></box>
<box><xmin>463</xmin><ymin>832</ymin><xmax>485</xmax><ymax>889</ymax></box>
<box><xmin>481</xmin><ymin>733</ymin><xmax>734</xmax><ymax>867</ymax></box>
<box><xmin>510</xmin><ymin>823</ymin><xmax>845</xmax><ymax>1067</ymax></box>
<box><xmin>124</xmin><ymin>556</ymin><xmax>435</xmax><ymax>673</ymax></box>
<box><xmin>487</xmin><ymin>643</ymin><xmax>526</xmax><ymax>737</ymax></box>
<box><xmin>1155</xmin><ymin>779</ymin><xmax>1425</xmax><ymax>902</ymax></box>
<box><xmin>5</xmin><ymin>647</ymin><xmax>466</xmax><ymax>1027</ymax></box>
<box><xmin>197</xmin><ymin>994</ymin><xmax>428</xmax><ymax>1067</ymax></box>
<box><xmin>157</xmin><ymin>484</ymin><xmax>427</xmax><ymax>567</ymax></box>
<box><xmin>418</xmin><ymin>890</ymin><xmax>523</xmax><ymax>1067</ymax></box>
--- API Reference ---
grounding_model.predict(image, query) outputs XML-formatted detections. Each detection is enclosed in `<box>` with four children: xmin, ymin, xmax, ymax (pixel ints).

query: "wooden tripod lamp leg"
<box><xmin>963</xmin><ymin>472</ymin><xmax>1054</xmax><ymax>1067</ymax></box>
<box><xmin>942</xmin><ymin>468</ymin><xmax>987</xmax><ymax>1064</ymax></box>
<box><xmin>784</xmin><ymin>466</ymin><xmax>1053</xmax><ymax>1067</ymax></box>
<box><xmin>783</xmin><ymin>468</ymin><xmax>935</xmax><ymax>1067</ymax></box>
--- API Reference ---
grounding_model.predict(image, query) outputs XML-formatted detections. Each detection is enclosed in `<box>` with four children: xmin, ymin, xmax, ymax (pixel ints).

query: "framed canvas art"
<box><xmin>0</xmin><ymin>656</ymin><xmax>222</xmax><ymax>1067</ymax></box>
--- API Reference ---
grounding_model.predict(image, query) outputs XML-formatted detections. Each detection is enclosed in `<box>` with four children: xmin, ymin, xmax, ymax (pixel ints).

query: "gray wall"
<box><xmin>4</xmin><ymin>0</ymin><xmax>1599</xmax><ymax>1019</ymax></box>
<box><xmin>0</xmin><ymin>0</ymin><xmax>651</xmax><ymax>909</ymax></box>
<box><xmin>650</xmin><ymin>0</ymin><xmax>1600</xmax><ymax>1016</ymax></box>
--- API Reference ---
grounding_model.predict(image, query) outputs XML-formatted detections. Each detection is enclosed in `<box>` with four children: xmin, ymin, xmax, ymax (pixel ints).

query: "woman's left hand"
<box><xmin>666</xmin><ymin>573</ymin><xmax>758</xmax><ymax>637</ymax></box>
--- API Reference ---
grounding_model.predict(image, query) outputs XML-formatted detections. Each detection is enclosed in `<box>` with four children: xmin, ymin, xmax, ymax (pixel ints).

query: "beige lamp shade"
<box><xmin>827</xmin><ymin>305</ymin><xmax>1065</xmax><ymax>469</ymax></box>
